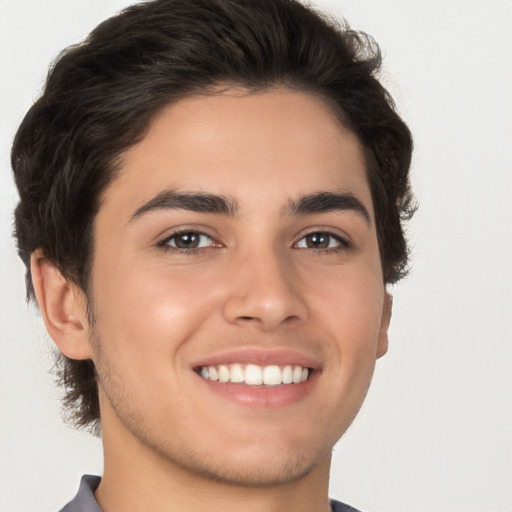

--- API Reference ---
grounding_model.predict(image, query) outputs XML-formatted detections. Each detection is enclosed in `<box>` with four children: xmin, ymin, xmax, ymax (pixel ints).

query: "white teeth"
<box><xmin>263</xmin><ymin>365</ymin><xmax>282</xmax><ymax>386</ymax></box>
<box><xmin>198</xmin><ymin>363</ymin><xmax>310</xmax><ymax>386</ymax></box>
<box><xmin>282</xmin><ymin>365</ymin><xmax>293</xmax><ymax>384</ymax></box>
<box><xmin>244</xmin><ymin>364</ymin><xmax>263</xmax><ymax>385</ymax></box>
<box><xmin>208</xmin><ymin>366</ymin><xmax>219</xmax><ymax>381</ymax></box>
<box><xmin>218</xmin><ymin>364</ymin><xmax>230</xmax><ymax>382</ymax></box>
<box><xmin>292</xmin><ymin>366</ymin><xmax>303</xmax><ymax>384</ymax></box>
<box><xmin>230</xmin><ymin>363</ymin><xmax>245</xmax><ymax>383</ymax></box>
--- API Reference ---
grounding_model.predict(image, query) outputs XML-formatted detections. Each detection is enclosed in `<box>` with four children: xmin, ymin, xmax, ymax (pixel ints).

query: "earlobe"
<box><xmin>376</xmin><ymin>292</ymin><xmax>392</xmax><ymax>359</ymax></box>
<box><xmin>30</xmin><ymin>250</ymin><xmax>93</xmax><ymax>360</ymax></box>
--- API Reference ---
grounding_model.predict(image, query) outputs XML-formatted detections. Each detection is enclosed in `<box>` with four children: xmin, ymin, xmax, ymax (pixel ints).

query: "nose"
<box><xmin>222</xmin><ymin>247</ymin><xmax>308</xmax><ymax>331</ymax></box>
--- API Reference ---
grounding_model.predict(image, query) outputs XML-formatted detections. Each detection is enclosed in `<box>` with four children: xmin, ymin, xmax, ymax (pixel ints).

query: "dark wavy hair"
<box><xmin>12</xmin><ymin>0</ymin><xmax>414</xmax><ymax>432</ymax></box>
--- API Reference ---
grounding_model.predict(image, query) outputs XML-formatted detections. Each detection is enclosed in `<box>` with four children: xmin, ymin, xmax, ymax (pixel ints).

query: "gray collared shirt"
<box><xmin>59</xmin><ymin>475</ymin><xmax>102</xmax><ymax>512</ymax></box>
<box><xmin>59</xmin><ymin>474</ymin><xmax>362</xmax><ymax>512</ymax></box>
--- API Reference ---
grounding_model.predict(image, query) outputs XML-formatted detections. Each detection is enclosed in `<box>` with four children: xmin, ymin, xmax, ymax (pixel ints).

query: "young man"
<box><xmin>11</xmin><ymin>0</ymin><xmax>414</xmax><ymax>510</ymax></box>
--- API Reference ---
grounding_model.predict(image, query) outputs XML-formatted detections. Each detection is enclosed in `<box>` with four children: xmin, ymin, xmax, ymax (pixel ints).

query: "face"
<box><xmin>87</xmin><ymin>88</ymin><xmax>389</xmax><ymax>486</ymax></box>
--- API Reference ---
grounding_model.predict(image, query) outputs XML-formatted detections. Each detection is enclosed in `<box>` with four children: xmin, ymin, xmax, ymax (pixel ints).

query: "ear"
<box><xmin>30</xmin><ymin>250</ymin><xmax>93</xmax><ymax>360</ymax></box>
<box><xmin>376</xmin><ymin>292</ymin><xmax>392</xmax><ymax>359</ymax></box>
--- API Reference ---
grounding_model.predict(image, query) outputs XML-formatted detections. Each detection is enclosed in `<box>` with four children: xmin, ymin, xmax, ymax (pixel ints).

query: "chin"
<box><xmin>132</xmin><ymin>420</ymin><xmax>329</xmax><ymax>488</ymax></box>
<box><xmin>179</xmin><ymin>448</ymin><xmax>322</xmax><ymax>488</ymax></box>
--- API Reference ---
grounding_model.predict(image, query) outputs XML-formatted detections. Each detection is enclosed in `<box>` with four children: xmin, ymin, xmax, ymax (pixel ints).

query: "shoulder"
<box><xmin>58</xmin><ymin>475</ymin><xmax>102</xmax><ymax>512</ymax></box>
<box><xmin>330</xmin><ymin>498</ymin><xmax>364</xmax><ymax>512</ymax></box>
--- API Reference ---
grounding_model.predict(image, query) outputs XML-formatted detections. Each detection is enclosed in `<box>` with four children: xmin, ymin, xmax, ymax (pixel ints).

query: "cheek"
<box><xmin>305</xmin><ymin>264</ymin><xmax>385</xmax><ymax>378</ymax></box>
<box><xmin>91</xmin><ymin>259</ymin><xmax>219</xmax><ymax>364</ymax></box>
<box><xmin>307</xmin><ymin>263</ymin><xmax>384</xmax><ymax>334</ymax></box>
<box><xmin>89</xmin><ymin>263</ymin><xmax>218</xmax><ymax>417</ymax></box>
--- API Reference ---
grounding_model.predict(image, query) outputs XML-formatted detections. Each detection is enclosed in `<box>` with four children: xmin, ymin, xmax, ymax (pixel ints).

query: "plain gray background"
<box><xmin>1</xmin><ymin>1</ymin><xmax>511</xmax><ymax>511</ymax></box>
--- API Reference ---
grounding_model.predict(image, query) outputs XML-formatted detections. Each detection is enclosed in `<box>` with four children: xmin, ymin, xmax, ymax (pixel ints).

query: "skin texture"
<box><xmin>31</xmin><ymin>88</ymin><xmax>390</xmax><ymax>512</ymax></box>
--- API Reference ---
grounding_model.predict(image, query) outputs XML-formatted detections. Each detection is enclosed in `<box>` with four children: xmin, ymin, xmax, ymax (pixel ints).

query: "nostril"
<box><xmin>223</xmin><ymin>287</ymin><xmax>308</xmax><ymax>331</ymax></box>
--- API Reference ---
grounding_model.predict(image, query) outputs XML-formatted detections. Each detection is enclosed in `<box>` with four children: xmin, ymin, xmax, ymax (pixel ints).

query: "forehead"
<box><xmin>100</xmin><ymin>88</ymin><xmax>372</xmax><ymax>219</ymax></box>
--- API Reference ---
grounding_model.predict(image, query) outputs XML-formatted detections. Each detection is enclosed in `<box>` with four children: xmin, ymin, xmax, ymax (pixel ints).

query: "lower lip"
<box><xmin>195</xmin><ymin>371</ymin><xmax>319</xmax><ymax>409</ymax></box>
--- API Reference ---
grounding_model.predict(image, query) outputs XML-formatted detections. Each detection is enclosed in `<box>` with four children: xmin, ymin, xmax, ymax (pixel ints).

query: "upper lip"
<box><xmin>191</xmin><ymin>346</ymin><xmax>322</xmax><ymax>370</ymax></box>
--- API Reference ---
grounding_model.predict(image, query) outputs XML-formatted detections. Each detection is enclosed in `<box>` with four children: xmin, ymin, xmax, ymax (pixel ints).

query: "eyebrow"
<box><xmin>129</xmin><ymin>189</ymin><xmax>370</xmax><ymax>225</ymax></box>
<box><xmin>286</xmin><ymin>192</ymin><xmax>371</xmax><ymax>225</ymax></box>
<box><xmin>129</xmin><ymin>190</ymin><xmax>239</xmax><ymax>221</ymax></box>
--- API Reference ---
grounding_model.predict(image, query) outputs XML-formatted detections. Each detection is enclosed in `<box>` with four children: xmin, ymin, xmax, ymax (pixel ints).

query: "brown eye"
<box><xmin>296</xmin><ymin>231</ymin><xmax>348</xmax><ymax>250</ymax></box>
<box><xmin>304</xmin><ymin>233</ymin><xmax>330</xmax><ymax>249</ymax></box>
<box><xmin>162</xmin><ymin>231</ymin><xmax>214</xmax><ymax>250</ymax></box>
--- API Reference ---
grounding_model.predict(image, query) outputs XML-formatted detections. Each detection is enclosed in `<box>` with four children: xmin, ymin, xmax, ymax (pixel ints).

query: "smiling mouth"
<box><xmin>195</xmin><ymin>363</ymin><xmax>311</xmax><ymax>386</ymax></box>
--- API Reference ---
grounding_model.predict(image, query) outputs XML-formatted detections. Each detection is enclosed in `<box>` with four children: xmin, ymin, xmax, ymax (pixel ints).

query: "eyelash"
<box><xmin>157</xmin><ymin>229</ymin><xmax>216</xmax><ymax>252</ymax></box>
<box><xmin>295</xmin><ymin>231</ymin><xmax>351</xmax><ymax>253</ymax></box>
<box><xmin>157</xmin><ymin>229</ymin><xmax>351</xmax><ymax>253</ymax></box>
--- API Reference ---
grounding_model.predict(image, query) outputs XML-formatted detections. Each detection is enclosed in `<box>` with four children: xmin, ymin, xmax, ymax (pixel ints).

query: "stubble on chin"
<box><xmin>90</xmin><ymin>319</ymin><xmax>332</xmax><ymax>490</ymax></box>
